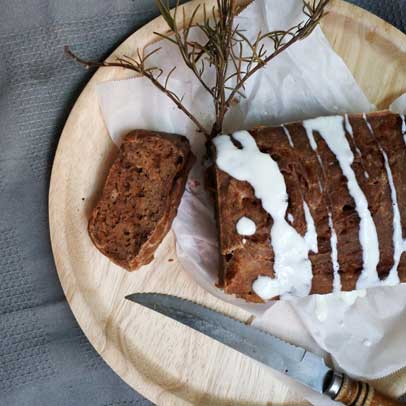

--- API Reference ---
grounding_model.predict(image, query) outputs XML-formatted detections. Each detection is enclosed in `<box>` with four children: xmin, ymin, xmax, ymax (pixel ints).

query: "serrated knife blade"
<box><xmin>126</xmin><ymin>293</ymin><xmax>406</xmax><ymax>405</ymax></box>
<box><xmin>126</xmin><ymin>292</ymin><xmax>330</xmax><ymax>393</ymax></box>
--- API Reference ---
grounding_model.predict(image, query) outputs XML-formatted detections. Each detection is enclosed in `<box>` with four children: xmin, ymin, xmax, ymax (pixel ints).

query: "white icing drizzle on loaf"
<box><xmin>282</xmin><ymin>126</ymin><xmax>318</xmax><ymax>253</ymax></box>
<box><xmin>381</xmin><ymin>150</ymin><xmax>402</xmax><ymax>285</ymax></box>
<box><xmin>344</xmin><ymin>114</ymin><xmax>362</xmax><ymax>157</ymax></box>
<box><xmin>252</xmin><ymin>276</ymin><xmax>278</xmax><ymax>301</ymax></box>
<box><xmin>282</xmin><ymin>125</ymin><xmax>294</xmax><ymax>147</ymax></box>
<box><xmin>236</xmin><ymin>216</ymin><xmax>256</xmax><ymax>236</ymax></box>
<box><xmin>305</xmin><ymin>128</ymin><xmax>324</xmax><ymax>170</ymax></box>
<box><xmin>328</xmin><ymin>213</ymin><xmax>341</xmax><ymax>292</ymax></box>
<box><xmin>214</xmin><ymin>131</ymin><xmax>313</xmax><ymax>300</ymax></box>
<box><xmin>303</xmin><ymin>120</ymin><xmax>341</xmax><ymax>291</ymax></box>
<box><xmin>344</xmin><ymin>114</ymin><xmax>353</xmax><ymax>137</ymax></box>
<box><xmin>362</xmin><ymin>113</ymin><xmax>373</xmax><ymax>133</ymax></box>
<box><xmin>303</xmin><ymin>201</ymin><xmax>318</xmax><ymax>254</ymax></box>
<box><xmin>304</xmin><ymin>116</ymin><xmax>381</xmax><ymax>289</ymax></box>
<box><xmin>401</xmin><ymin>114</ymin><xmax>406</xmax><ymax>145</ymax></box>
<box><xmin>363</xmin><ymin>115</ymin><xmax>402</xmax><ymax>285</ymax></box>
<box><xmin>345</xmin><ymin>113</ymin><xmax>369</xmax><ymax>179</ymax></box>
<box><xmin>282</xmin><ymin>125</ymin><xmax>318</xmax><ymax>253</ymax></box>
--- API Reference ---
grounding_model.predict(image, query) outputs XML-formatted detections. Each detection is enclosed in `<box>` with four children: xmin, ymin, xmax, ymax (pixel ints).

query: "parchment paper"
<box><xmin>96</xmin><ymin>0</ymin><xmax>406</xmax><ymax>401</ymax></box>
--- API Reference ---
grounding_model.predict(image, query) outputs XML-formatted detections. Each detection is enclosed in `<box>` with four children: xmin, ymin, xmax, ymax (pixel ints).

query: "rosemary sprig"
<box><xmin>155</xmin><ymin>0</ymin><xmax>329</xmax><ymax>137</ymax></box>
<box><xmin>65</xmin><ymin>0</ymin><xmax>329</xmax><ymax>140</ymax></box>
<box><xmin>64</xmin><ymin>46</ymin><xmax>209</xmax><ymax>136</ymax></box>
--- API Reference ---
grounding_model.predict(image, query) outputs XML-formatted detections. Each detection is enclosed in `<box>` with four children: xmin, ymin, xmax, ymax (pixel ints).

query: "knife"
<box><xmin>126</xmin><ymin>293</ymin><xmax>405</xmax><ymax>406</ymax></box>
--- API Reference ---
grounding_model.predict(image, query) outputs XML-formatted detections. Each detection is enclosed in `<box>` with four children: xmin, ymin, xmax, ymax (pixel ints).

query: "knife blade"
<box><xmin>126</xmin><ymin>293</ymin><xmax>405</xmax><ymax>406</ymax></box>
<box><xmin>126</xmin><ymin>292</ymin><xmax>329</xmax><ymax>392</ymax></box>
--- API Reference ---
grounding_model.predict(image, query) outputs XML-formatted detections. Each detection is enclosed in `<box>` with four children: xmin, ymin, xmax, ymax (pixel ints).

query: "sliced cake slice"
<box><xmin>88</xmin><ymin>129</ymin><xmax>195</xmax><ymax>271</ymax></box>
<box><xmin>213</xmin><ymin>111</ymin><xmax>406</xmax><ymax>302</ymax></box>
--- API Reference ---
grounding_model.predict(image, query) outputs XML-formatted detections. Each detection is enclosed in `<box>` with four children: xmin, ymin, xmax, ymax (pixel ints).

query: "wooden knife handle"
<box><xmin>324</xmin><ymin>371</ymin><xmax>405</xmax><ymax>406</ymax></box>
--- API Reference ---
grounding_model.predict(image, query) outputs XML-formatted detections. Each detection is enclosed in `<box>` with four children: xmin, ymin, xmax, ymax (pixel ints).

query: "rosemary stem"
<box><xmin>64</xmin><ymin>46</ymin><xmax>210</xmax><ymax>138</ymax></box>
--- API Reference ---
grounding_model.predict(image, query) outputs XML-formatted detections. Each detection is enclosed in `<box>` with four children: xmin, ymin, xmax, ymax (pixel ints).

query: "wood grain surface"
<box><xmin>49</xmin><ymin>0</ymin><xmax>406</xmax><ymax>404</ymax></box>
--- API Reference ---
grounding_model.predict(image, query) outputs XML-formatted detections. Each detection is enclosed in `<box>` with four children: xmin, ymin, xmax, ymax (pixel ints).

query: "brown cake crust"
<box><xmin>214</xmin><ymin>111</ymin><xmax>406</xmax><ymax>302</ymax></box>
<box><xmin>88</xmin><ymin>130</ymin><xmax>195</xmax><ymax>271</ymax></box>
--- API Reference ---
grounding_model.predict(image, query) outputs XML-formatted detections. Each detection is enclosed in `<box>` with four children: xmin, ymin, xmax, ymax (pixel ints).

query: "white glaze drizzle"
<box><xmin>236</xmin><ymin>216</ymin><xmax>256</xmax><ymax>236</ymax></box>
<box><xmin>363</xmin><ymin>115</ymin><xmax>402</xmax><ymax>285</ymax></box>
<box><xmin>401</xmin><ymin>114</ymin><xmax>406</xmax><ymax>145</ymax></box>
<box><xmin>303</xmin><ymin>201</ymin><xmax>318</xmax><ymax>253</ymax></box>
<box><xmin>252</xmin><ymin>276</ymin><xmax>278</xmax><ymax>301</ymax></box>
<box><xmin>344</xmin><ymin>114</ymin><xmax>353</xmax><ymax>137</ymax></box>
<box><xmin>328</xmin><ymin>213</ymin><xmax>341</xmax><ymax>292</ymax></box>
<box><xmin>282</xmin><ymin>126</ymin><xmax>318</xmax><ymax>254</ymax></box>
<box><xmin>381</xmin><ymin>149</ymin><xmax>402</xmax><ymax>285</ymax></box>
<box><xmin>214</xmin><ymin>131</ymin><xmax>313</xmax><ymax>300</ymax></box>
<box><xmin>282</xmin><ymin>125</ymin><xmax>318</xmax><ymax>254</ymax></box>
<box><xmin>303</xmin><ymin>120</ymin><xmax>341</xmax><ymax>291</ymax></box>
<box><xmin>346</xmin><ymin>113</ymin><xmax>369</xmax><ymax>178</ymax></box>
<box><xmin>304</xmin><ymin>116</ymin><xmax>380</xmax><ymax>289</ymax></box>
<box><xmin>362</xmin><ymin>113</ymin><xmax>373</xmax><ymax>133</ymax></box>
<box><xmin>282</xmin><ymin>125</ymin><xmax>294</xmax><ymax>147</ymax></box>
<box><xmin>344</xmin><ymin>114</ymin><xmax>362</xmax><ymax>156</ymax></box>
<box><xmin>306</xmin><ymin>129</ymin><xmax>324</xmax><ymax>169</ymax></box>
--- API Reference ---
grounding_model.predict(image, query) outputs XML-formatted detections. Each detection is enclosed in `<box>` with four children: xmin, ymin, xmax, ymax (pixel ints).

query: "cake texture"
<box><xmin>88</xmin><ymin>130</ymin><xmax>195</xmax><ymax>271</ymax></box>
<box><xmin>213</xmin><ymin>111</ymin><xmax>406</xmax><ymax>302</ymax></box>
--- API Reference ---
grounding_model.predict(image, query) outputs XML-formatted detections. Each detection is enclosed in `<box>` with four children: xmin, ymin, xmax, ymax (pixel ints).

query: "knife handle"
<box><xmin>324</xmin><ymin>371</ymin><xmax>405</xmax><ymax>406</ymax></box>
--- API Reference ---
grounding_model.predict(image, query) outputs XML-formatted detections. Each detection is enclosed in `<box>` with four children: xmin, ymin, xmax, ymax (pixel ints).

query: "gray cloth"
<box><xmin>0</xmin><ymin>1</ymin><xmax>404</xmax><ymax>405</ymax></box>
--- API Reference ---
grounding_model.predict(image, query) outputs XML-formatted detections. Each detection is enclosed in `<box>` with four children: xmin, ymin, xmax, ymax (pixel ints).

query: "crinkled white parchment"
<box><xmin>96</xmin><ymin>0</ymin><xmax>406</xmax><ymax>401</ymax></box>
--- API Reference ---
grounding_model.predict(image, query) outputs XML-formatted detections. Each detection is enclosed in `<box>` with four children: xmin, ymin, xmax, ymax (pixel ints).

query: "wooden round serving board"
<box><xmin>49</xmin><ymin>1</ymin><xmax>406</xmax><ymax>404</ymax></box>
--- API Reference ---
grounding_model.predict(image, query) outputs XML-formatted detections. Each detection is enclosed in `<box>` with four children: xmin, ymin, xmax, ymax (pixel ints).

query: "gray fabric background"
<box><xmin>0</xmin><ymin>1</ymin><xmax>404</xmax><ymax>405</ymax></box>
